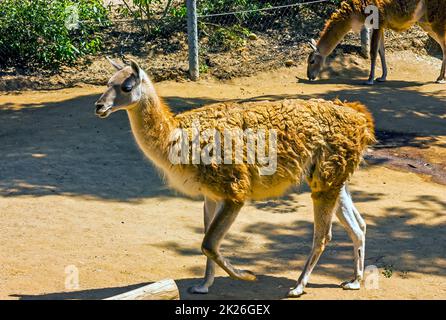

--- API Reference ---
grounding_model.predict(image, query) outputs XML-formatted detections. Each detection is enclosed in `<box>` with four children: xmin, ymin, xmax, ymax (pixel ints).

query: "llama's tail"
<box><xmin>334</xmin><ymin>99</ymin><xmax>376</xmax><ymax>145</ymax></box>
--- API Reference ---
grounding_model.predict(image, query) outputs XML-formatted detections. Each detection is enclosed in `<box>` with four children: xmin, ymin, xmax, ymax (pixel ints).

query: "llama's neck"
<box><xmin>317</xmin><ymin>11</ymin><xmax>356</xmax><ymax>56</ymax></box>
<box><xmin>127</xmin><ymin>83</ymin><xmax>176</xmax><ymax>170</ymax></box>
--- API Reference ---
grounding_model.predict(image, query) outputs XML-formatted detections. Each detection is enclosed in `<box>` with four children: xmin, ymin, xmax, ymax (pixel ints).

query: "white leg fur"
<box><xmin>336</xmin><ymin>185</ymin><xmax>366</xmax><ymax>290</ymax></box>
<box><xmin>188</xmin><ymin>197</ymin><xmax>219</xmax><ymax>294</ymax></box>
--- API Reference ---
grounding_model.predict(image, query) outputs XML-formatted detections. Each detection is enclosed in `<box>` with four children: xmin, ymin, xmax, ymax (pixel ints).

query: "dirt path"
<box><xmin>0</xmin><ymin>52</ymin><xmax>445</xmax><ymax>299</ymax></box>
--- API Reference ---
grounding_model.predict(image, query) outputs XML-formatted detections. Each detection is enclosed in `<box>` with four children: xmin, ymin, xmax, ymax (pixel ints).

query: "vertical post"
<box><xmin>187</xmin><ymin>0</ymin><xmax>199</xmax><ymax>81</ymax></box>
<box><xmin>360</xmin><ymin>27</ymin><xmax>371</xmax><ymax>58</ymax></box>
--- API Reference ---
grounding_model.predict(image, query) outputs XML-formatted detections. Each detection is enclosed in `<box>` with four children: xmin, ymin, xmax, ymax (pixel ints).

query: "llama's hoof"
<box><xmin>288</xmin><ymin>286</ymin><xmax>305</xmax><ymax>298</ymax></box>
<box><xmin>341</xmin><ymin>279</ymin><xmax>361</xmax><ymax>290</ymax></box>
<box><xmin>231</xmin><ymin>269</ymin><xmax>257</xmax><ymax>281</ymax></box>
<box><xmin>436</xmin><ymin>79</ymin><xmax>446</xmax><ymax>84</ymax></box>
<box><xmin>363</xmin><ymin>79</ymin><xmax>375</xmax><ymax>85</ymax></box>
<box><xmin>188</xmin><ymin>285</ymin><xmax>209</xmax><ymax>294</ymax></box>
<box><xmin>376</xmin><ymin>77</ymin><xmax>387</xmax><ymax>82</ymax></box>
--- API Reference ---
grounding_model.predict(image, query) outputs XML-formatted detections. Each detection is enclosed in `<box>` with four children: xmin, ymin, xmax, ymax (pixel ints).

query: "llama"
<box><xmin>307</xmin><ymin>0</ymin><xmax>446</xmax><ymax>84</ymax></box>
<box><xmin>95</xmin><ymin>58</ymin><xmax>376</xmax><ymax>297</ymax></box>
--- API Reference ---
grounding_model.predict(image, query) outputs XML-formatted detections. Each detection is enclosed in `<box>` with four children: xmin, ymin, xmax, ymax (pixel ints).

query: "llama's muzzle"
<box><xmin>95</xmin><ymin>103</ymin><xmax>112</xmax><ymax>118</ymax></box>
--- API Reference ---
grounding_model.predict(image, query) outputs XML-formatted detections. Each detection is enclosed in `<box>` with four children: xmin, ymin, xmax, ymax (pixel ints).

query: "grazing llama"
<box><xmin>95</xmin><ymin>58</ymin><xmax>376</xmax><ymax>297</ymax></box>
<box><xmin>307</xmin><ymin>0</ymin><xmax>446</xmax><ymax>84</ymax></box>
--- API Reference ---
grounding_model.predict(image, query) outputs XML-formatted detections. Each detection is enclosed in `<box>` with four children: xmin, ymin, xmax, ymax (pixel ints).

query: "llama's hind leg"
<box><xmin>431</xmin><ymin>29</ymin><xmax>445</xmax><ymax>83</ymax></box>
<box><xmin>201</xmin><ymin>199</ymin><xmax>257</xmax><ymax>282</ymax></box>
<box><xmin>418</xmin><ymin>23</ymin><xmax>445</xmax><ymax>83</ymax></box>
<box><xmin>375</xmin><ymin>35</ymin><xmax>388</xmax><ymax>82</ymax></box>
<box><xmin>336</xmin><ymin>185</ymin><xmax>366</xmax><ymax>290</ymax></box>
<box><xmin>288</xmin><ymin>189</ymin><xmax>339</xmax><ymax>297</ymax></box>
<box><xmin>189</xmin><ymin>197</ymin><xmax>219</xmax><ymax>294</ymax></box>
<box><xmin>436</xmin><ymin>42</ymin><xmax>445</xmax><ymax>84</ymax></box>
<box><xmin>365</xmin><ymin>28</ymin><xmax>384</xmax><ymax>85</ymax></box>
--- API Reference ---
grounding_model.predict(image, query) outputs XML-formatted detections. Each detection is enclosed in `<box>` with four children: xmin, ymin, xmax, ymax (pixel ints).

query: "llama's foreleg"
<box><xmin>288</xmin><ymin>190</ymin><xmax>338</xmax><ymax>297</ymax></box>
<box><xmin>201</xmin><ymin>200</ymin><xmax>256</xmax><ymax>282</ymax></box>
<box><xmin>336</xmin><ymin>185</ymin><xmax>366</xmax><ymax>290</ymax></box>
<box><xmin>376</xmin><ymin>31</ymin><xmax>388</xmax><ymax>82</ymax></box>
<box><xmin>189</xmin><ymin>197</ymin><xmax>218</xmax><ymax>294</ymax></box>
<box><xmin>365</xmin><ymin>28</ymin><xmax>383</xmax><ymax>85</ymax></box>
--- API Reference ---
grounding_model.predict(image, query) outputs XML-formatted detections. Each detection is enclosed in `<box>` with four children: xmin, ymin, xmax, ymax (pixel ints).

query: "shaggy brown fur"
<box><xmin>169</xmin><ymin>99</ymin><xmax>375</xmax><ymax>203</ymax></box>
<box><xmin>308</xmin><ymin>0</ymin><xmax>446</xmax><ymax>83</ymax></box>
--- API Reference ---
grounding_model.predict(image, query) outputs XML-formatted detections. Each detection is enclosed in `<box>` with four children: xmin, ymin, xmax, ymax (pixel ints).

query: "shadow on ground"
<box><xmin>0</xmin><ymin>94</ymin><xmax>217</xmax><ymax>201</ymax></box>
<box><xmin>10</xmin><ymin>188</ymin><xmax>446</xmax><ymax>300</ymax></box>
<box><xmin>11</xmin><ymin>275</ymin><xmax>297</xmax><ymax>300</ymax></box>
<box><xmin>152</xmin><ymin>189</ymin><xmax>446</xmax><ymax>280</ymax></box>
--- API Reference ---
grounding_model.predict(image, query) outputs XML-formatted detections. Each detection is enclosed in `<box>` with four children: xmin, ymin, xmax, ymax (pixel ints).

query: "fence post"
<box><xmin>187</xmin><ymin>0</ymin><xmax>199</xmax><ymax>81</ymax></box>
<box><xmin>360</xmin><ymin>27</ymin><xmax>371</xmax><ymax>58</ymax></box>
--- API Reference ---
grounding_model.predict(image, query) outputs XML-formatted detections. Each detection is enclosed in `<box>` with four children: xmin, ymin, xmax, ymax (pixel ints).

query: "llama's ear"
<box><xmin>106</xmin><ymin>56</ymin><xmax>124</xmax><ymax>71</ymax></box>
<box><xmin>129</xmin><ymin>59</ymin><xmax>141</xmax><ymax>79</ymax></box>
<box><xmin>309</xmin><ymin>39</ymin><xmax>318</xmax><ymax>52</ymax></box>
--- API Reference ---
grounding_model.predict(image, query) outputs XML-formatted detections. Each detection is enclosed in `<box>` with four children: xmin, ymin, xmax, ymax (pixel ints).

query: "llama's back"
<box><xmin>333</xmin><ymin>0</ymin><xmax>431</xmax><ymax>32</ymax></box>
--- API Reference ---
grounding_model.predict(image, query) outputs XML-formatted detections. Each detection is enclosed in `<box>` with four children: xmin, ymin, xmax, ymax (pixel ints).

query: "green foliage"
<box><xmin>0</xmin><ymin>0</ymin><xmax>109</xmax><ymax>70</ymax></box>
<box><xmin>383</xmin><ymin>265</ymin><xmax>394</xmax><ymax>278</ymax></box>
<box><xmin>199</xmin><ymin>63</ymin><xmax>209</xmax><ymax>74</ymax></box>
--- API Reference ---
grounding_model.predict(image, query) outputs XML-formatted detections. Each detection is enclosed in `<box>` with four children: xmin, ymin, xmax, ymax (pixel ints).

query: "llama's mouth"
<box><xmin>95</xmin><ymin>106</ymin><xmax>113</xmax><ymax>118</ymax></box>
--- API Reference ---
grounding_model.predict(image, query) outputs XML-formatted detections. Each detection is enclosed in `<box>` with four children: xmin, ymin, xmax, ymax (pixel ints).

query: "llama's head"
<box><xmin>95</xmin><ymin>57</ymin><xmax>150</xmax><ymax>118</ymax></box>
<box><xmin>307</xmin><ymin>39</ymin><xmax>325</xmax><ymax>81</ymax></box>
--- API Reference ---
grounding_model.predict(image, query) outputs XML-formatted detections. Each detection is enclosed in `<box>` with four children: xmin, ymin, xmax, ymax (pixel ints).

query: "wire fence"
<box><xmin>188</xmin><ymin>0</ymin><xmax>359</xmax><ymax>79</ymax></box>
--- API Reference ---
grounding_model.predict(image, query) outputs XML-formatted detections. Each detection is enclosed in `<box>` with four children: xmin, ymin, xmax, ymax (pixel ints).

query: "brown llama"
<box><xmin>307</xmin><ymin>0</ymin><xmax>446</xmax><ymax>84</ymax></box>
<box><xmin>95</xmin><ymin>58</ymin><xmax>376</xmax><ymax>297</ymax></box>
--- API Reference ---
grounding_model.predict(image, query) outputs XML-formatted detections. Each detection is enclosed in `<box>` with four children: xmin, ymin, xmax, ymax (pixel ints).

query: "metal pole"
<box><xmin>187</xmin><ymin>0</ymin><xmax>199</xmax><ymax>81</ymax></box>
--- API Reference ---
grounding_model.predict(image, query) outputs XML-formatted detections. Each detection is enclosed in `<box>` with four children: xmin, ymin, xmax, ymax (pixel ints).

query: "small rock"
<box><xmin>248</xmin><ymin>33</ymin><xmax>258</xmax><ymax>41</ymax></box>
<box><xmin>412</xmin><ymin>38</ymin><xmax>424</xmax><ymax>48</ymax></box>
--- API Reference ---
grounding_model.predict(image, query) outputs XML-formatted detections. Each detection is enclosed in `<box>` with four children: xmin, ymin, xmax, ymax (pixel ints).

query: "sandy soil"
<box><xmin>0</xmin><ymin>52</ymin><xmax>445</xmax><ymax>300</ymax></box>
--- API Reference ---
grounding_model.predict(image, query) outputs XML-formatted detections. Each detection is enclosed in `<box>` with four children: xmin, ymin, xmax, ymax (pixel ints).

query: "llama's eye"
<box><xmin>122</xmin><ymin>84</ymin><xmax>133</xmax><ymax>92</ymax></box>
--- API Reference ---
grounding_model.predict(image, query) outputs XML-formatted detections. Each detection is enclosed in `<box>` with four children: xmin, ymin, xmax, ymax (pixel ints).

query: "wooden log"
<box><xmin>104</xmin><ymin>279</ymin><xmax>179</xmax><ymax>300</ymax></box>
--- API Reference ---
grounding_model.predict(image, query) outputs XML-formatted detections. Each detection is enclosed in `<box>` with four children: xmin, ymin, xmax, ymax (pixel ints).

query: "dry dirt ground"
<box><xmin>0</xmin><ymin>51</ymin><xmax>445</xmax><ymax>300</ymax></box>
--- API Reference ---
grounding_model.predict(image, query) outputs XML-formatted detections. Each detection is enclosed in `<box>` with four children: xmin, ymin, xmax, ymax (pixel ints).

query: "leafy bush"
<box><xmin>0</xmin><ymin>0</ymin><xmax>109</xmax><ymax>70</ymax></box>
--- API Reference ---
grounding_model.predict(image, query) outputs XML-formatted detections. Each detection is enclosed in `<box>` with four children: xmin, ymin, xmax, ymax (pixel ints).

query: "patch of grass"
<box><xmin>382</xmin><ymin>265</ymin><xmax>394</xmax><ymax>278</ymax></box>
<box><xmin>199</xmin><ymin>63</ymin><xmax>209</xmax><ymax>74</ymax></box>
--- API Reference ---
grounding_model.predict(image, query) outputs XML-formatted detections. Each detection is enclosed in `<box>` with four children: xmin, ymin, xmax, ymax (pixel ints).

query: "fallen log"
<box><xmin>104</xmin><ymin>279</ymin><xmax>179</xmax><ymax>300</ymax></box>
